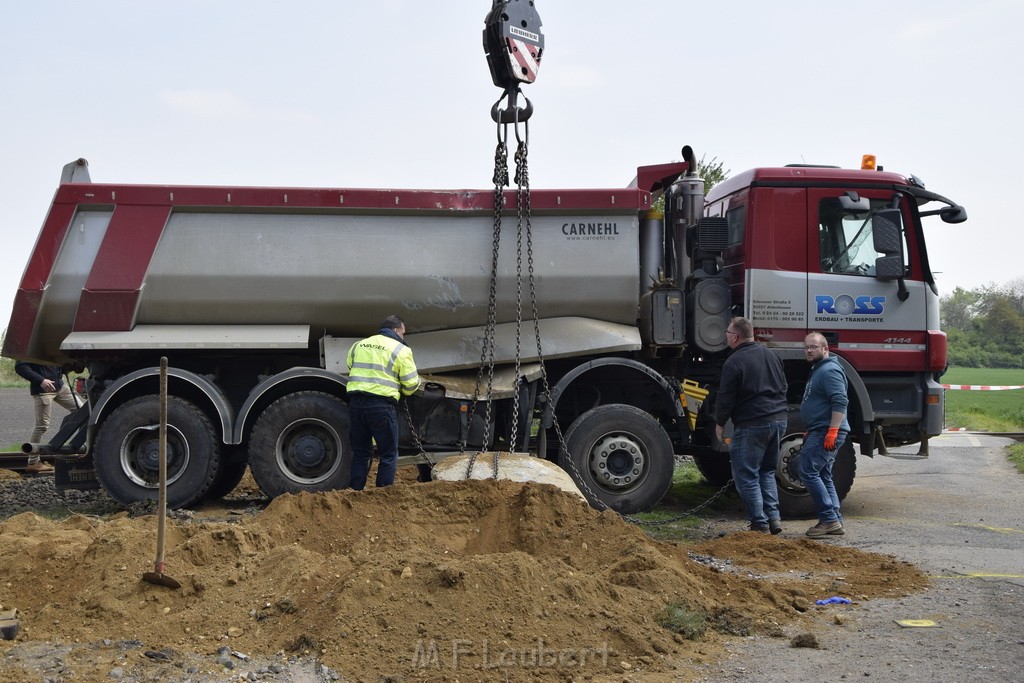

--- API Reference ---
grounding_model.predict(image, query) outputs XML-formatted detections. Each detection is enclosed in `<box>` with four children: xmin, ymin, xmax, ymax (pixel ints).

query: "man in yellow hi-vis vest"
<box><xmin>346</xmin><ymin>314</ymin><xmax>420</xmax><ymax>489</ymax></box>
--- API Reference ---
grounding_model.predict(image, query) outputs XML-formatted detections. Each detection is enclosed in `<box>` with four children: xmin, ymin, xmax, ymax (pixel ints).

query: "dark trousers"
<box><xmin>729</xmin><ymin>420</ymin><xmax>786</xmax><ymax>526</ymax></box>
<box><xmin>348</xmin><ymin>394</ymin><xmax>399</xmax><ymax>490</ymax></box>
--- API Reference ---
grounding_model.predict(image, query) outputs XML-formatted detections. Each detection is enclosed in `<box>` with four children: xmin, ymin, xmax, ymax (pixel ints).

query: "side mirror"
<box><xmin>941</xmin><ymin>206</ymin><xmax>968</xmax><ymax>224</ymax></box>
<box><xmin>872</xmin><ymin>208</ymin><xmax>905</xmax><ymax>281</ymax></box>
<box><xmin>875</xmin><ymin>255</ymin><xmax>904</xmax><ymax>279</ymax></box>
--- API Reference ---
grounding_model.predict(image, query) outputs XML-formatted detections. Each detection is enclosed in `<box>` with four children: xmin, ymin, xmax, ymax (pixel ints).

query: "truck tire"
<box><xmin>93</xmin><ymin>395</ymin><xmax>220</xmax><ymax>509</ymax></box>
<box><xmin>691</xmin><ymin>447</ymin><xmax>732</xmax><ymax>487</ymax></box>
<box><xmin>560</xmin><ymin>404</ymin><xmax>674</xmax><ymax>513</ymax></box>
<box><xmin>248</xmin><ymin>392</ymin><xmax>351</xmax><ymax>498</ymax></box>
<box><xmin>200</xmin><ymin>455</ymin><xmax>249</xmax><ymax>502</ymax></box>
<box><xmin>776</xmin><ymin>412</ymin><xmax>857</xmax><ymax>519</ymax></box>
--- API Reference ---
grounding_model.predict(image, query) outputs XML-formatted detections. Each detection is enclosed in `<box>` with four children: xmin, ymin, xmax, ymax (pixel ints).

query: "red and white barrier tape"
<box><xmin>941</xmin><ymin>384</ymin><xmax>1024</xmax><ymax>391</ymax></box>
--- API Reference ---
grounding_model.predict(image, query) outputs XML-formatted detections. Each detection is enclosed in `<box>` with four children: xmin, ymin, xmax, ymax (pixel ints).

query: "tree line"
<box><xmin>941</xmin><ymin>278</ymin><xmax>1024</xmax><ymax>368</ymax></box>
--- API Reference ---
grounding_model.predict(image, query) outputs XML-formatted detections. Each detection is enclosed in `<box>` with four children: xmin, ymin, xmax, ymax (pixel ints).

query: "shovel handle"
<box><xmin>156</xmin><ymin>357</ymin><xmax>168</xmax><ymax>567</ymax></box>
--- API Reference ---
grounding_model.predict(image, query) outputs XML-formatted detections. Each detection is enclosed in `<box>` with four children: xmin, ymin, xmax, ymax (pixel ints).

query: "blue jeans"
<box><xmin>348</xmin><ymin>395</ymin><xmax>400</xmax><ymax>490</ymax></box>
<box><xmin>798</xmin><ymin>429</ymin><xmax>847</xmax><ymax>524</ymax></box>
<box><xmin>729</xmin><ymin>420</ymin><xmax>786</xmax><ymax>526</ymax></box>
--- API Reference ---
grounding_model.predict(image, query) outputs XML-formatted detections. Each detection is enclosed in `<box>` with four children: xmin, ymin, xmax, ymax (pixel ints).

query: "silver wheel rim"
<box><xmin>119</xmin><ymin>424</ymin><xmax>189</xmax><ymax>488</ymax></box>
<box><xmin>588</xmin><ymin>433</ymin><xmax>647</xmax><ymax>491</ymax></box>
<box><xmin>777</xmin><ymin>434</ymin><xmax>807</xmax><ymax>493</ymax></box>
<box><xmin>274</xmin><ymin>417</ymin><xmax>342</xmax><ymax>485</ymax></box>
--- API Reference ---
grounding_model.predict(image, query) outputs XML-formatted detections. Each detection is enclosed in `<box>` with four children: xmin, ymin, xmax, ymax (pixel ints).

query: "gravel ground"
<box><xmin>695</xmin><ymin>432</ymin><xmax>1024</xmax><ymax>681</ymax></box>
<box><xmin>2</xmin><ymin>387</ymin><xmax>1022</xmax><ymax>682</ymax></box>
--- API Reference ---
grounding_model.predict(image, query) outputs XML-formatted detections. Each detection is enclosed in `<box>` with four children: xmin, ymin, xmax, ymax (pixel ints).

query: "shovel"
<box><xmin>142</xmin><ymin>357</ymin><xmax>181</xmax><ymax>589</ymax></box>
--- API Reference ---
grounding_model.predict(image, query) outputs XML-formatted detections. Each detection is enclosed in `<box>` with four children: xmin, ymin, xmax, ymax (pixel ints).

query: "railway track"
<box><xmin>0</xmin><ymin>452</ymin><xmax>55</xmax><ymax>474</ymax></box>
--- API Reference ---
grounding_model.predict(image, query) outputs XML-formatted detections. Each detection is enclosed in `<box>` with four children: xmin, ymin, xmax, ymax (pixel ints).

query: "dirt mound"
<box><xmin>0</xmin><ymin>479</ymin><xmax>927</xmax><ymax>681</ymax></box>
<box><xmin>0</xmin><ymin>468</ymin><xmax>22</xmax><ymax>481</ymax></box>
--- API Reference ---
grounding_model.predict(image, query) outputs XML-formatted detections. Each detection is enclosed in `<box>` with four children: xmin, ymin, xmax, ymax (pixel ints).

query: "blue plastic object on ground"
<box><xmin>815</xmin><ymin>596</ymin><xmax>852</xmax><ymax>605</ymax></box>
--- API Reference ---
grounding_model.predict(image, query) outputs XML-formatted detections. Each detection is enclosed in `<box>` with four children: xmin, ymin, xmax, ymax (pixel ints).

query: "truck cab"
<box><xmin>692</xmin><ymin>162</ymin><xmax>964</xmax><ymax>511</ymax></box>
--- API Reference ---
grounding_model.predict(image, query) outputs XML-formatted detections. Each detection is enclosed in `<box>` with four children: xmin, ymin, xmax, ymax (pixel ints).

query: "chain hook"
<box><xmin>491</xmin><ymin>86</ymin><xmax>533</xmax><ymax>124</ymax></box>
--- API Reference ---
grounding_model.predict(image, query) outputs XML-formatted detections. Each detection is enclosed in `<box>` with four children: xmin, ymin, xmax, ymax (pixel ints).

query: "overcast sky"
<box><xmin>2</xmin><ymin>1</ymin><xmax>1020</xmax><ymax>338</ymax></box>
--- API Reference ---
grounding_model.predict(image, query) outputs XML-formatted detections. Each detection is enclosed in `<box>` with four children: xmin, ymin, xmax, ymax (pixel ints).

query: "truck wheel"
<box><xmin>93</xmin><ymin>395</ymin><xmax>220</xmax><ymax>509</ymax></box>
<box><xmin>691</xmin><ymin>447</ymin><xmax>732</xmax><ymax>487</ymax></box>
<box><xmin>776</xmin><ymin>414</ymin><xmax>857</xmax><ymax>519</ymax></box>
<box><xmin>248</xmin><ymin>392</ymin><xmax>351</xmax><ymax>498</ymax></box>
<box><xmin>200</xmin><ymin>454</ymin><xmax>249</xmax><ymax>502</ymax></box>
<box><xmin>560</xmin><ymin>404</ymin><xmax>674</xmax><ymax>513</ymax></box>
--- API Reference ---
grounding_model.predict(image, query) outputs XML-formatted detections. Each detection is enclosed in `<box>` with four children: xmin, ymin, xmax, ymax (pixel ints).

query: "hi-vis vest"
<box><xmin>346</xmin><ymin>333</ymin><xmax>420</xmax><ymax>401</ymax></box>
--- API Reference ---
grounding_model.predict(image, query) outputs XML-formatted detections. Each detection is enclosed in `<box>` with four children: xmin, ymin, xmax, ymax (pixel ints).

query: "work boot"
<box><xmin>806</xmin><ymin>520</ymin><xmax>843</xmax><ymax>538</ymax></box>
<box><xmin>769</xmin><ymin>518</ymin><xmax>783</xmax><ymax>535</ymax></box>
<box><xmin>748</xmin><ymin>523</ymin><xmax>770</xmax><ymax>533</ymax></box>
<box><xmin>25</xmin><ymin>461</ymin><xmax>55</xmax><ymax>475</ymax></box>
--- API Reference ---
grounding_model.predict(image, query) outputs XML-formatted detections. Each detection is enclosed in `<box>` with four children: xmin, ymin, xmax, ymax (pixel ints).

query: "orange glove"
<box><xmin>824</xmin><ymin>427</ymin><xmax>840</xmax><ymax>451</ymax></box>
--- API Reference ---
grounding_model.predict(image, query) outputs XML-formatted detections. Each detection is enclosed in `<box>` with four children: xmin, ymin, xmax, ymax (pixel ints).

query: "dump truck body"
<box><xmin>3</xmin><ymin>157</ymin><xmax>965</xmax><ymax>516</ymax></box>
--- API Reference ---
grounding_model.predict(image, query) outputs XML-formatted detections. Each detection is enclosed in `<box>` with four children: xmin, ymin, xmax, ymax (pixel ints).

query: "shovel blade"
<box><xmin>142</xmin><ymin>571</ymin><xmax>181</xmax><ymax>589</ymax></box>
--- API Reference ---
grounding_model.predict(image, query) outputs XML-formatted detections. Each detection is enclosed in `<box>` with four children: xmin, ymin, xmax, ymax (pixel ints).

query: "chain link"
<box><xmin>461</xmin><ymin>123</ymin><xmax>510</xmax><ymax>479</ymax></box>
<box><xmin>621</xmin><ymin>478</ymin><xmax>735</xmax><ymax>527</ymax></box>
<box><xmin>401</xmin><ymin>399</ymin><xmax>435</xmax><ymax>476</ymax></box>
<box><xmin>438</xmin><ymin>103</ymin><xmax>730</xmax><ymax>525</ymax></box>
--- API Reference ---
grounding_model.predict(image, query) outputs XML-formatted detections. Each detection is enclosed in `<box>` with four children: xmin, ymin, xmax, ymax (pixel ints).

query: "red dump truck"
<box><xmin>2</xmin><ymin>153</ymin><xmax>966</xmax><ymax>514</ymax></box>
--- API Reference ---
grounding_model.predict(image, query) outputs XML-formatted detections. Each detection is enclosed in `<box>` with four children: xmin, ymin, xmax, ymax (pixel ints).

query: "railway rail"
<box><xmin>0</xmin><ymin>452</ymin><xmax>55</xmax><ymax>474</ymax></box>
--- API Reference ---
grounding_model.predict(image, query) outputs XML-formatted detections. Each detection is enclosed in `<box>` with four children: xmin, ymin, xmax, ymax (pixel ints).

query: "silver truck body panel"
<box><xmin>137</xmin><ymin>212</ymin><xmax>639</xmax><ymax>338</ymax></box>
<box><xmin>321</xmin><ymin>317</ymin><xmax>642</xmax><ymax>375</ymax></box>
<box><xmin>61</xmin><ymin>325</ymin><xmax>311</xmax><ymax>352</ymax></box>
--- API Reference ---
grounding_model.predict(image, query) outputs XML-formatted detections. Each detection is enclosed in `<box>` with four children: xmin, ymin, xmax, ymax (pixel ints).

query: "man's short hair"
<box><xmin>729</xmin><ymin>316</ymin><xmax>753</xmax><ymax>339</ymax></box>
<box><xmin>806</xmin><ymin>331</ymin><xmax>829</xmax><ymax>348</ymax></box>
<box><xmin>381</xmin><ymin>314</ymin><xmax>405</xmax><ymax>331</ymax></box>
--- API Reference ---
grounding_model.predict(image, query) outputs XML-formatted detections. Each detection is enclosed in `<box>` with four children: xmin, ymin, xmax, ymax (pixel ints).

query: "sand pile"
<box><xmin>0</xmin><ymin>478</ymin><xmax>927</xmax><ymax>682</ymax></box>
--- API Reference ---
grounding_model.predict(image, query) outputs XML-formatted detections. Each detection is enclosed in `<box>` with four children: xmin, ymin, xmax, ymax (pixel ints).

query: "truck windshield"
<box><xmin>817</xmin><ymin>197</ymin><xmax>909</xmax><ymax>277</ymax></box>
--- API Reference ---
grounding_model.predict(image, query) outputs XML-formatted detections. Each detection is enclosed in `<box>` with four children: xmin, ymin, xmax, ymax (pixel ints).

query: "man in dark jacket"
<box><xmin>799</xmin><ymin>332</ymin><xmax>851</xmax><ymax>537</ymax></box>
<box><xmin>715</xmin><ymin>317</ymin><xmax>789</xmax><ymax>533</ymax></box>
<box><xmin>14</xmin><ymin>361</ymin><xmax>79</xmax><ymax>473</ymax></box>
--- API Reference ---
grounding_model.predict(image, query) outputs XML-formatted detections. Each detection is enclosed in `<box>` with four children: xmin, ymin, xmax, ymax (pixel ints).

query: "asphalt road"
<box><xmin>0</xmin><ymin>386</ymin><xmax>66</xmax><ymax>450</ymax></box>
<box><xmin>700</xmin><ymin>431</ymin><xmax>1024</xmax><ymax>681</ymax></box>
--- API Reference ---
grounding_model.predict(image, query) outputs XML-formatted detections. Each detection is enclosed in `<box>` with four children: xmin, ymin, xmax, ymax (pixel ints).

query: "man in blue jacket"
<box><xmin>799</xmin><ymin>332</ymin><xmax>851</xmax><ymax>537</ymax></box>
<box><xmin>715</xmin><ymin>317</ymin><xmax>788</xmax><ymax>533</ymax></box>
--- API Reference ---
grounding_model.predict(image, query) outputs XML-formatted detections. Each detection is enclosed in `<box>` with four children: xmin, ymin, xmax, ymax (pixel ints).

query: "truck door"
<box><xmin>805</xmin><ymin>188</ymin><xmax>930</xmax><ymax>372</ymax></box>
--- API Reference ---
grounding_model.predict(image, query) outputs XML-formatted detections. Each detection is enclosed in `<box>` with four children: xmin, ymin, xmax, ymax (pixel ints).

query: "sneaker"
<box><xmin>748</xmin><ymin>523</ymin><xmax>770</xmax><ymax>533</ymax></box>
<box><xmin>25</xmin><ymin>461</ymin><xmax>55</xmax><ymax>474</ymax></box>
<box><xmin>806</xmin><ymin>520</ymin><xmax>843</xmax><ymax>538</ymax></box>
<box><xmin>768</xmin><ymin>518</ymin><xmax>783</xmax><ymax>535</ymax></box>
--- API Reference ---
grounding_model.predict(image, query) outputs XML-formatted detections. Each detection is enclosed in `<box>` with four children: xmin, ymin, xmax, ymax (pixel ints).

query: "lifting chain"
<box><xmin>459</xmin><ymin>0</ymin><xmax>543</xmax><ymax>481</ymax></box>
<box><xmin>401</xmin><ymin>399</ymin><xmax>435</xmax><ymax>477</ymax></box>
<box><xmin>624</xmin><ymin>478</ymin><xmax>735</xmax><ymax>527</ymax></box>
<box><xmin>515</xmin><ymin>162</ymin><xmax>733</xmax><ymax>525</ymax></box>
<box><xmin>459</xmin><ymin>119</ymin><xmax>510</xmax><ymax>479</ymax></box>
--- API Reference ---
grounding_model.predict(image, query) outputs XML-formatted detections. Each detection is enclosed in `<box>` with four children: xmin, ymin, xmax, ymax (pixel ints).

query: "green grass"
<box><xmin>656</xmin><ymin>602</ymin><xmax>707</xmax><ymax>640</ymax></box>
<box><xmin>943</xmin><ymin>367</ymin><xmax>1024</xmax><ymax>431</ymax></box>
<box><xmin>0</xmin><ymin>355</ymin><xmax>27</xmax><ymax>387</ymax></box>
<box><xmin>1010</xmin><ymin>444</ymin><xmax>1024</xmax><ymax>475</ymax></box>
<box><xmin>631</xmin><ymin>460</ymin><xmax>740</xmax><ymax>541</ymax></box>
